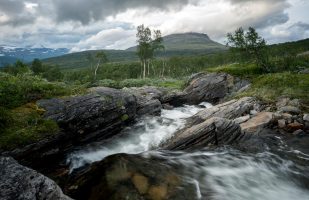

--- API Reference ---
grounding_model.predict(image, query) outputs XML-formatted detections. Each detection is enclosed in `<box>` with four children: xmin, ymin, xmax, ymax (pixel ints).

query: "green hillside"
<box><xmin>43</xmin><ymin>32</ymin><xmax>227</xmax><ymax>70</ymax></box>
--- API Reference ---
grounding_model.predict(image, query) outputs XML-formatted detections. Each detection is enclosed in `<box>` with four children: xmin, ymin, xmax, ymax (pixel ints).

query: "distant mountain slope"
<box><xmin>0</xmin><ymin>45</ymin><xmax>69</xmax><ymax>66</ymax></box>
<box><xmin>127</xmin><ymin>32</ymin><xmax>226</xmax><ymax>51</ymax></box>
<box><xmin>43</xmin><ymin>32</ymin><xmax>227</xmax><ymax>69</ymax></box>
<box><xmin>0</xmin><ymin>56</ymin><xmax>19</xmax><ymax>67</ymax></box>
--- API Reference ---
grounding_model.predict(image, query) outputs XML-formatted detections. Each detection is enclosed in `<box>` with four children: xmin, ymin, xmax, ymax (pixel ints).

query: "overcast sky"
<box><xmin>0</xmin><ymin>0</ymin><xmax>308</xmax><ymax>51</ymax></box>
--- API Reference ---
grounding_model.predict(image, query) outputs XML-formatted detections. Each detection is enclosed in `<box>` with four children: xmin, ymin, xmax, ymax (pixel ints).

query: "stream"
<box><xmin>66</xmin><ymin>103</ymin><xmax>309</xmax><ymax>200</ymax></box>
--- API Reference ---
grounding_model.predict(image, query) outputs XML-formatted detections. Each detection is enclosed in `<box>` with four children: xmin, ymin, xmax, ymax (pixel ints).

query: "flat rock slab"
<box><xmin>240</xmin><ymin>112</ymin><xmax>274</xmax><ymax>133</ymax></box>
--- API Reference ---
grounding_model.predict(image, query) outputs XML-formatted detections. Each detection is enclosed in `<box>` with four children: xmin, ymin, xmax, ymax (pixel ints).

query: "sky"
<box><xmin>0</xmin><ymin>0</ymin><xmax>308</xmax><ymax>52</ymax></box>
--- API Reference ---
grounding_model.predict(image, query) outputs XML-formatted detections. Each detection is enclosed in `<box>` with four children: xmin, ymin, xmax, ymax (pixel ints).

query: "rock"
<box><xmin>287</xmin><ymin>122</ymin><xmax>304</xmax><ymax>132</ymax></box>
<box><xmin>240</xmin><ymin>112</ymin><xmax>274</xmax><ymax>133</ymax></box>
<box><xmin>278</xmin><ymin>119</ymin><xmax>286</xmax><ymax>129</ymax></box>
<box><xmin>65</xmin><ymin>154</ymin><xmax>200</xmax><ymax>200</ymax></box>
<box><xmin>250</xmin><ymin>110</ymin><xmax>258</xmax><ymax>116</ymax></box>
<box><xmin>183</xmin><ymin>72</ymin><xmax>233</xmax><ymax>104</ymax></box>
<box><xmin>136</xmin><ymin>98</ymin><xmax>162</xmax><ymax>116</ymax></box>
<box><xmin>292</xmin><ymin>129</ymin><xmax>305</xmax><ymax>136</ymax></box>
<box><xmin>0</xmin><ymin>157</ymin><xmax>71</xmax><ymax>200</ymax></box>
<box><xmin>162</xmin><ymin>103</ymin><xmax>174</xmax><ymax>110</ymax></box>
<box><xmin>188</xmin><ymin>97</ymin><xmax>258</xmax><ymax>126</ymax></box>
<box><xmin>234</xmin><ymin>115</ymin><xmax>250</xmax><ymax>124</ymax></box>
<box><xmin>303</xmin><ymin>114</ymin><xmax>309</xmax><ymax>122</ymax></box>
<box><xmin>279</xmin><ymin>106</ymin><xmax>301</xmax><ymax>115</ymax></box>
<box><xmin>161</xmin><ymin>91</ymin><xmax>188</xmax><ymax>107</ymax></box>
<box><xmin>38</xmin><ymin>87</ymin><xmax>137</xmax><ymax>139</ymax></box>
<box><xmin>163</xmin><ymin>117</ymin><xmax>242</xmax><ymax>150</ymax></box>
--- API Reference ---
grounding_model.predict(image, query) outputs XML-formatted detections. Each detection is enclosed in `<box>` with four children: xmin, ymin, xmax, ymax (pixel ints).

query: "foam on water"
<box><xmin>67</xmin><ymin>104</ymin><xmax>208</xmax><ymax>170</ymax></box>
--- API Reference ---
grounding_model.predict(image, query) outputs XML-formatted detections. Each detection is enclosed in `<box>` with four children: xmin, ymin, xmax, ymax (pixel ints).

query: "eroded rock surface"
<box><xmin>0</xmin><ymin>157</ymin><xmax>72</xmax><ymax>200</ymax></box>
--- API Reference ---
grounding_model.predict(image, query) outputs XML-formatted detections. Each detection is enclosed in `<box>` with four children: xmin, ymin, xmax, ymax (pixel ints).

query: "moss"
<box><xmin>0</xmin><ymin>104</ymin><xmax>59</xmax><ymax>150</ymax></box>
<box><xmin>207</xmin><ymin>63</ymin><xmax>263</xmax><ymax>78</ymax></box>
<box><xmin>121</xmin><ymin>114</ymin><xmax>129</xmax><ymax>121</ymax></box>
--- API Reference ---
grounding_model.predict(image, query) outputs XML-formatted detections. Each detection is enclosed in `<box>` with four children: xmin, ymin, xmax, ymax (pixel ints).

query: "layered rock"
<box><xmin>183</xmin><ymin>72</ymin><xmax>234</xmax><ymax>104</ymax></box>
<box><xmin>188</xmin><ymin>97</ymin><xmax>258</xmax><ymax>126</ymax></box>
<box><xmin>0</xmin><ymin>157</ymin><xmax>71</xmax><ymax>200</ymax></box>
<box><xmin>163</xmin><ymin>117</ymin><xmax>242</xmax><ymax>150</ymax></box>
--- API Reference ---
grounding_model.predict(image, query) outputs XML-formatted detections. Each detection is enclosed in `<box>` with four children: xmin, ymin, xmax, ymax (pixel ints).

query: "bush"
<box><xmin>0</xmin><ymin>72</ymin><xmax>81</xmax><ymax>109</ymax></box>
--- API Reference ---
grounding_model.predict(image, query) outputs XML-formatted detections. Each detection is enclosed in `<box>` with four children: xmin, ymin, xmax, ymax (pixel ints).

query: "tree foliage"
<box><xmin>136</xmin><ymin>24</ymin><xmax>164</xmax><ymax>78</ymax></box>
<box><xmin>227</xmin><ymin>27</ymin><xmax>269</xmax><ymax>72</ymax></box>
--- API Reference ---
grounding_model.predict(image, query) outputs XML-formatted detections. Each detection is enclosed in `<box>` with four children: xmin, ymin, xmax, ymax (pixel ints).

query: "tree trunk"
<box><xmin>143</xmin><ymin>60</ymin><xmax>146</xmax><ymax>79</ymax></box>
<box><xmin>94</xmin><ymin>59</ymin><xmax>101</xmax><ymax>80</ymax></box>
<box><xmin>147</xmin><ymin>61</ymin><xmax>150</xmax><ymax>76</ymax></box>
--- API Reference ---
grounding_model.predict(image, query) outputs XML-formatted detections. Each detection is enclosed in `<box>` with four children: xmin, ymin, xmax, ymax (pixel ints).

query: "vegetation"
<box><xmin>227</xmin><ymin>27</ymin><xmax>269</xmax><ymax>71</ymax></box>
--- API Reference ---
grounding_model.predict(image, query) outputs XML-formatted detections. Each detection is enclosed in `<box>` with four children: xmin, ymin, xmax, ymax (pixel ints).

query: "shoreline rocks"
<box><xmin>0</xmin><ymin>157</ymin><xmax>71</xmax><ymax>200</ymax></box>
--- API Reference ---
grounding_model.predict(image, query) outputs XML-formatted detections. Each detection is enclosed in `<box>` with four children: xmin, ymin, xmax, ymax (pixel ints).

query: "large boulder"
<box><xmin>188</xmin><ymin>97</ymin><xmax>258</xmax><ymax>126</ymax></box>
<box><xmin>240</xmin><ymin>112</ymin><xmax>274</xmax><ymax>133</ymax></box>
<box><xmin>182</xmin><ymin>72</ymin><xmax>233</xmax><ymax>104</ymax></box>
<box><xmin>65</xmin><ymin>154</ymin><xmax>200</xmax><ymax>200</ymax></box>
<box><xmin>38</xmin><ymin>87</ymin><xmax>137</xmax><ymax>139</ymax></box>
<box><xmin>163</xmin><ymin>117</ymin><xmax>242</xmax><ymax>150</ymax></box>
<box><xmin>123</xmin><ymin>86</ymin><xmax>163</xmax><ymax>116</ymax></box>
<box><xmin>0</xmin><ymin>157</ymin><xmax>72</xmax><ymax>200</ymax></box>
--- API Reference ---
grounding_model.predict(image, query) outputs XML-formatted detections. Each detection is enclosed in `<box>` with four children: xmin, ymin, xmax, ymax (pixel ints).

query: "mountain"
<box><xmin>0</xmin><ymin>45</ymin><xmax>69</xmax><ymax>67</ymax></box>
<box><xmin>43</xmin><ymin>32</ymin><xmax>227</xmax><ymax>70</ymax></box>
<box><xmin>127</xmin><ymin>32</ymin><xmax>225</xmax><ymax>51</ymax></box>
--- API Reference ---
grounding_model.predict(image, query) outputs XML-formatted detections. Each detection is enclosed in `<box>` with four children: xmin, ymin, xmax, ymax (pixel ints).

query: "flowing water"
<box><xmin>67</xmin><ymin>103</ymin><xmax>309</xmax><ymax>200</ymax></box>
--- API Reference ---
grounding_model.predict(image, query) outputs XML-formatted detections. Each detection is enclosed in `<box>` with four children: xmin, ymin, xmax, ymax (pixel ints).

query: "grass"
<box><xmin>236</xmin><ymin>72</ymin><xmax>309</xmax><ymax>103</ymax></box>
<box><xmin>0</xmin><ymin>103</ymin><xmax>59</xmax><ymax>150</ymax></box>
<box><xmin>207</xmin><ymin>63</ymin><xmax>263</xmax><ymax>77</ymax></box>
<box><xmin>93</xmin><ymin>78</ymin><xmax>185</xmax><ymax>90</ymax></box>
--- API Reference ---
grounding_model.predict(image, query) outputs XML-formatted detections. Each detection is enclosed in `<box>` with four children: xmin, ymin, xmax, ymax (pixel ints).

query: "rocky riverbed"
<box><xmin>1</xmin><ymin>72</ymin><xmax>309</xmax><ymax>200</ymax></box>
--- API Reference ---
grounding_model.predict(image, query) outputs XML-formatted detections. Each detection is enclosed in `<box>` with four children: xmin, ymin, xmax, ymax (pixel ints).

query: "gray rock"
<box><xmin>38</xmin><ymin>87</ymin><xmax>137</xmax><ymax>137</ymax></box>
<box><xmin>303</xmin><ymin>114</ymin><xmax>309</xmax><ymax>122</ymax></box>
<box><xmin>0</xmin><ymin>157</ymin><xmax>72</xmax><ymax>200</ymax></box>
<box><xmin>234</xmin><ymin>115</ymin><xmax>250</xmax><ymax>124</ymax></box>
<box><xmin>240</xmin><ymin>112</ymin><xmax>274</xmax><ymax>133</ymax></box>
<box><xmin>250</xmin><ymin>110</ymin><xmax>258</xmax><ymax>116</ymax></box>
<box><xmin>292</xmin><ymin>129</ymin><xmax>305</xmax><ymax>136</ymax></box>
<box><xmin>279</xmin><ymin>106</ymin><xmax>301</xmax><ymax>115</ymax></box>
<box><xmin>183</xmin><ymin>72</ymin><xmax>233</xmax><ymax>104</ymax></box>
<box><xmin>188</xmin><ymin>97</ymin><xmax>257</xmax><ymax>126</ymax></box>
<box><xmin>163</xmin><ymin>117</ymin><xmax>242</xmax><ymax>150</ymax></box>
<box><xmin>278</xmin><ymin>119</ymin><xmax>286</xmax><ymax>129</ymax></box>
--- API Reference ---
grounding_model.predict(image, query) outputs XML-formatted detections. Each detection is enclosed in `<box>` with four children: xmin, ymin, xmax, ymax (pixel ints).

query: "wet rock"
<box><xmin>303</xmin><ymin>114</ymin><xmax>309</xmax><ymax>122</ymax></box>
<box><xmin>287</xmin><ymin>122</ymin><xmax>304</xmax><ymax>132</ymax></box>
<box><xmin>0</xmin><ymin>157</ymin><xmax>71</xmax><ymax>200</ymax></box>
<box><xmin>278</xmin><ymin>119</ymin><xmax>286</xmax><ymax>129</ymax></box>
<box><xmin>162</xmin><ymin>103</ymin><xmax>174</xmax><ymax>110</ymax></box>
<box><xmin>160</xmin><ymin>91</ymin><xmax>187</xmax><ymax>107</ymax></box>
<box><xmin>240</xmin><ymin>112</ymin><xmax>274</xmax><ymax>133</ymax></box>
<box><xmin>183</xmin><ymin>72</ymin><xmax>233</xmax><ymax>104</ymax></box>
<box><xmin>234</xmin><ymin>115</ymin><xmax>250</xmax><ymax>124</ymax></box>
<box><xmin>163</xmin><ymin>117</ymin><xmax>242</xmax><ymax>150</ymax></box>
<box><xmin>188</xmin><ymin>97</ymin><xmax>258</xmax><ymax>126</ymax></box>
<box><xmin>65</xmin><ymin>154</ymin><xmax>200</xmax><ymax>200</ymax></box>
<box><xmin>292</xmin><ymin>129</ymin><xmax>305</xmax><ymax>136</ymax></box>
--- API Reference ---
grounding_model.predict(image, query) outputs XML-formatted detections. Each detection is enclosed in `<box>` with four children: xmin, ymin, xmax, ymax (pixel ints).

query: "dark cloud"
<box><xmin>51</xmin><ymin>0</ymin><xmax>190</xmax><ymax>24</ymax></box>
<box><xmin>0</xmin><ymin>0</ymin><xmax>36</xmax><ymax>26</ymax></box>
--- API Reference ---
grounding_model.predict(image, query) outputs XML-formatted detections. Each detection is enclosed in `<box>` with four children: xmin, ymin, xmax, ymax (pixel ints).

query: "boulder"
<box><xmin>279</xmin><ymin>106</ymin><xmax>301</xmax><ymax>115</ymax></box>
<box><xmin>65</xmin><ymin>154</ymin><xmax>200</xmax><ymax>200</ymax></box>
<box><xmin>188</xmin><ymin>97</ymin><xmax>258</xmax><ymax>126</ymax></box>
<box><xmin>38</xmin><ymin>87</ymin><xmax>137</xmax><ymax>138</ymax></box>
<box><xmin>123</xmin><ymin>87</ymin><xmax>163</xmax><ymax>116</ymax></box>
<box><xmin>163</xmin><ymin>117</ymin><xmax>242</xmax><ymax>150</ymax></box>
<box><xmin>287</xmin><ymin>122</ymin><xmax>304</xmax><ymax>132</ymax></box>
<box><xmin>303</xmin><ymin>114</ymin><xmax>309</xmax><ymax>122</ymax></box>
<box><xmin>240</xmin><ymin>112</ymin><xmax>274</xmax><ymax>133</ymax></box>
<box><xmin>183</xmin><ymin>73</ymin><xmax>233</xmax><ymax>104</ymax></box>
<box><xmin>0</xmin><ymin>157</ymin><xmax>71</xmax><ymax>200</ymax></box>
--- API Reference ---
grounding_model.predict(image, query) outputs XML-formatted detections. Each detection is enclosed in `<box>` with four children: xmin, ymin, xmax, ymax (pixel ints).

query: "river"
<box><xmin>67</xmin><ymin>103</ymin><xmax>309</xmax><ymax>200</ymax></box>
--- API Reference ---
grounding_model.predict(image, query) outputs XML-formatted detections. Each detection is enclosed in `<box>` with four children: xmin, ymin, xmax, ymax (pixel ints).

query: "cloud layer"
<box><xmin>0</xmin><ymin>0</ymin><xmax>308</xmax><ymax>50</ymax></box>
